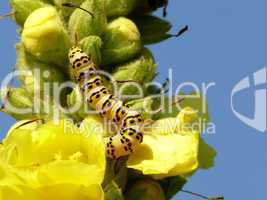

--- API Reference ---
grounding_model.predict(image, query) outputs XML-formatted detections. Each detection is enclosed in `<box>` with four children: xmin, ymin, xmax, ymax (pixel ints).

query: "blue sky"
<box><xmin>1</xmin><ymin>0</ymin><xmax>267</xmax><ymax>199</ymax></box>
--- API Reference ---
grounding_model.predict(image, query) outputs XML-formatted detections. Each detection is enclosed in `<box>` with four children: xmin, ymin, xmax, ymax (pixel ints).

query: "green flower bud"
<box><xmin>1</xmin><ymin>87</ymin><xmax>66</xmax><ymax>121</ymax></box>
<box><xmin>102</xmin><ymin>17</ymin><xmax>142</xmax><ymax>66</ymax></box>
<box><xmin>79</xmin><ymin>36</ymin><xmax>102</xmax><ymax>66</ymax></box>
<box><xmin>112</xmin><ymin>48</ymin><xmax>156</xmax><ymax>95</ymax></box>
<box><xmin>54</xmin><ymin>0</ymin><xmax>84</xmax><ymax>20</ymax></box>
<box><xmin>9</xmin><ymin>0</ymin><xmax>47</xmax><ymax>27</ymax></box>
<box><xmin>125</xmin><ymin>179</ymin><xmax>165</xmax><ymax>200</ymax></box>
<box><xmin>21</xmin><ymin>6</ymin><xmax>72</xmax><ymax>68</ymax></box>
<box><xmin>0</xmin><ymin>87</ymin><xmax>35</xmax><ymax>120</ymax></box>
<box><xmin>132</xmin><ymin>15</ymin><xmax>172</xmax><ymax>45</ymax></box>
<box><xmin>68</xmin><ymin>0</ymin><xmax>107</xmax><ymax>42</ymax></box>
<box><xmin>106</xmin><ymin>0</ymin><xmax>136</xmax><ymax>18</ymax></box>
<box><xmin>16</xmin><ymin>43</ymin><xmax>67</xmax><ymax>100</ymax></box>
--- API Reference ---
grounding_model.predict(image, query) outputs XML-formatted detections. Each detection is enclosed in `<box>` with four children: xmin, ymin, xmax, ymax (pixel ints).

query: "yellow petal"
<box><xmin>0</xmin><ymin>119</ymin><xmax>106</xmax><ymax>200</ymax></box>
<box><xmin>1</xmin><ymin>119</ymin><xmax>106</xmax><ymax>178</ymax></box>
<box><xmin>37</xmin><ymin>160</ymin><xmax>103</xmax><ymax>186</ymax></box>
<box><xmin>39</xmin><ymin>183</ymin><xmax>104</xmax><ymax>200</ymax></box>
<box><xmin>6</xmin><ymin>119</ymin><xmax>41</xmax><ymax>138</ymax></box>
<box><xmin>147</xmin><ymin>117</ymin><xmax>180</xmax><ymax>135</ymax></box>
<box><xmin>79</xmin><ymin>115</ymin><xmax>108</xmax><ymax>137</ymax></box>
<box><xmin>127</xmin><ymin>131</ymin><xmax>199</xmax><ymax>179</ymax></box>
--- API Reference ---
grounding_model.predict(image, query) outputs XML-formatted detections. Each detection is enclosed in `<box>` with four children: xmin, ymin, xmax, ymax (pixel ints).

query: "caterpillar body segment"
<box><xmin>68</xmin><ymin>46</ymin><xmax>144</xmax><ymax>159</ymax></box>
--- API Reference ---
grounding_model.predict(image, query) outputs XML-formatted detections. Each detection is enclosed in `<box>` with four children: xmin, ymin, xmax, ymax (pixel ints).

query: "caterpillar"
<box><xmin>63</xmin><ymin>3</ymin><xmax>185</xmax><ymax>159</ymax></box>
<box><xmin>68</xmin><ymin>46</ymin><xmax>144</xmax><ymax>159</ymax></box>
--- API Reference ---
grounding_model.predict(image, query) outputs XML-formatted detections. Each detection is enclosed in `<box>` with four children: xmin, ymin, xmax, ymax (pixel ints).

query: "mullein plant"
<box><xmin>0</xmin><ymin>0</ymin><xmax>223</xmax><ymax>199</ymax></box>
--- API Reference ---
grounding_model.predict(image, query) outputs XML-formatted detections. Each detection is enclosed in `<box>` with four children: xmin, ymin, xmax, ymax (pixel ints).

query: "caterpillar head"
<box><xmin>68</xmin><ymin>46</ymin><xmax>92</xmax><ymax>69</ymax></box>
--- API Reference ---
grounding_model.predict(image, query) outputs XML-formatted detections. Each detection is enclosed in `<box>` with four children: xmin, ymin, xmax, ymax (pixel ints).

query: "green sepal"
<box><xmin>104</xmin><ymin>181</ymin><xmax>124</xmax><ymax>200</ymax></box>
<box><xmin>68</xmin><ymin>0</ymin><xmax>107</xmax><ymax>42</ymax></box>
<box><xmin>106</xmin><ymin>0</ymin><xmax>136</xmax><ymax>18</ymax></box>
<box><xmin>159</xmin><ymin>176</ymin><xmax>187</xmax><ymax>200</ymax></box>
<box><xmin>79</xmin><ymin>36</ymin><xmax>103</xmax><ymax>66</ymax></box>
<box><xmin>54</xmin><ymin>0</ymin><xmax>84</xmax><ymax>20</ymax></box>
<box><xmin>103</xmin><ymin>158</ymin><xmax>128</xmax><ymax>192</ymax></box>
<box><xmin>16</xmin><ymin>43</ymin><xmax>67</xmax><ymax>101</ymax></box>
<box><xmin>112</xmin><ymin>48</ymin><xmax>156</xmax><ymax>96</ymax></box>
<box><xmin>9</xmin><ymin>0</ymin><xmax>47</xmax><ymax>27</ymax></box>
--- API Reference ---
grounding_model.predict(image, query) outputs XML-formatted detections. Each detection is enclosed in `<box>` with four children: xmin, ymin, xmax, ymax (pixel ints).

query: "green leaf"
<box><xmin>160</xmin><ymin>176</ymin><xmax>187</xmax><ymax>200</ymax></box>
<box><xmin>208</xmin><ymin>197</ymin><xmax>224</xmax><ymax>200</ymax></box>
<box><xmin>132</xmin><ymin>15</ymin><xmax>172</xmax><ymax>45</ymax></box>
<box><xmin>198</xmin><ymin>138</ymin><xmax>217</xmax><ymax>170</ymax></box>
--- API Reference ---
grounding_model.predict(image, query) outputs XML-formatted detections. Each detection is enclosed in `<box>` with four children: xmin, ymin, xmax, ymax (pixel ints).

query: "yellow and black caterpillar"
<box><xmin>68</xmin><ymin>46</ymin><xmax>144</xmax><ymax>159</ymax></box>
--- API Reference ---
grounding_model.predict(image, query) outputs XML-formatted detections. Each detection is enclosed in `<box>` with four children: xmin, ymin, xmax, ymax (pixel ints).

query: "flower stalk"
<box><xmin>0</xmin><ymin>0</ymin><xmax>220</xmax><ymax>199</ymax></box>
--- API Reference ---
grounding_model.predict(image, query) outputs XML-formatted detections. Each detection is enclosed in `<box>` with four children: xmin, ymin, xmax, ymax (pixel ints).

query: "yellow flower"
<box><xmin>127</xmin><ymin>108</ymin><xmax>200</xmax><ymax>179</ymax></box>
<box><xmin>0</xmin><ymin>119</ymin><xmax>106</xmax><ymax>200</ymax></box>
